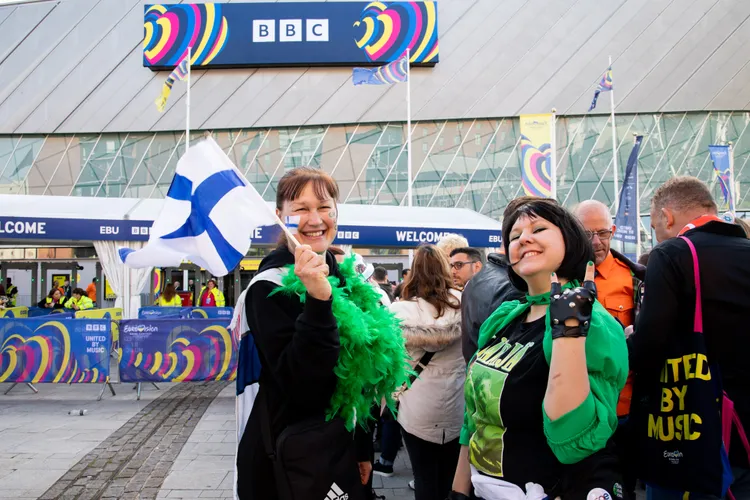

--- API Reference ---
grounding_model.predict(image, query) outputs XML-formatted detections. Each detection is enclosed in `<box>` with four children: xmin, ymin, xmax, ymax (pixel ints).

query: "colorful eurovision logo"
<box><xmin>119</xmin><ymin>320</ymin><xmax>237</xmax><ymax>383</ymax></box>
<box><xmin>354</xmin><ymin>2</ymin><xmax>439</xmax><ymax>63</ymax></box>
<box><xmin>143</xmin><ymin>3</ymin><xmax>230</xmax><ymax>67</ymax></box>
<box><xmin>143</xmin><ymin>2</ymin><xmax>439</xmax><ymax>68</ymax></box>
<box><xmin>0</xmin><ymin>319</ymin><xmax>111</xmax><ymax>384</ymax></box>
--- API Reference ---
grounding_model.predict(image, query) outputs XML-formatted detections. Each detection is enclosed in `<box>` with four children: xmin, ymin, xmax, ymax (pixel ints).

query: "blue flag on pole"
<box><xmin>589</xmin><ymin>66</ymin><xmax>613</xmax><ymax>112</ymax></box>
<box><xmin>708</xmin><ymin>145</ymin><xmax>734</xmax><ymax>213</ymax></box>
<box><xmin>613</xmin><ymin>136</ymin><xmax>642</xmax><ymax>250</ymax></box>
<box><xmin>352</xmin><ymin>55</ymin><xmax>408</xmax><ymax>85</ymax></box>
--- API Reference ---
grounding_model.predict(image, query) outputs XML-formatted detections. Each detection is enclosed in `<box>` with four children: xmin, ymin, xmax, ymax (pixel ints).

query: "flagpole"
<box><xmin>406</xmin><ymin>48</ymin><xmax>412</xmax><ymax>208</ymax></box>
<box><xmin>729</xmin><ymin>141</ymin><xmax>736</xmax><ymax>214</ymax></box>
<box><xmin>406</xmin><ymin>48</ymin><xmax>414</xmax><ymax>268</ymax></box>
<box><xmin>550</xmin><ymin>108</ymin><xmax>557</xmax><ymax>200</ymax></box>
<box><xmin>186</xmin><ymin>46</ymin><xmax>191</xmax><ymax>151</ymax></box>
<box><xmin>609</xmin><ymin>55</ymin><xmax>618</xmax><ymax>214</ymax></box>
<box><xmin>634</xmin><ymin>133</ymin><xmax>641</xmax><ymax>260</ymax></box>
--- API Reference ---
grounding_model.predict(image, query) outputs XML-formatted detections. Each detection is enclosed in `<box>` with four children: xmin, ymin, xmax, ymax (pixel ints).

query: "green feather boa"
<box><xmin>270</xmin><ymin>255</ymin><xmax>411</xmax><ymax>431</ymax></box>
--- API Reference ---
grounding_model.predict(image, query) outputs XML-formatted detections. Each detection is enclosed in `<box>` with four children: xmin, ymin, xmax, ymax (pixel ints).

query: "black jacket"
<box><xmin>237</xmin><ymin>247</ymin><xmax>370</xmax><ymax>499</ymax></box>
<box><xmin>460</xmin><ymin>253</ymin><xmax>523</xmax><ymax>364</ymax></box>
<box><xmin>631</xmin><ymin>221</ymin><xmax>750</xmax><ymax>468</ymax></box>
<box><xmin>610</xmin><ymin>248</ymin><xmax>647</xmax><ymax>316</ymax></box>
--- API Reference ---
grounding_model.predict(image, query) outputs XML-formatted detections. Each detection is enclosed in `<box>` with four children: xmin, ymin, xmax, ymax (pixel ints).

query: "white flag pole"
<box><xmin>609</xmin><ymin>55</ymin><xmax>618</xmax><ymax>213</ymax></box>
<box><xmin>550</xmin><ymin>108</ymin><xmax>557</xmax><ymax>200</ymax></box>
<box><xmin>729</xmin><ymin>141</ymin><xmax>736</xmax><ymax>214</ymax></box>
<box><xmin>406</xmin><ymin>49</ymin><xmax>414</xmax><ymax>267</ymax></box>
<box><xmin>406</xmin><ymin>48</ymin><xmax>413</xmax><ymax>209</ymax></box>
<box><xmin>634</xmin><ymin>133</ymin><xmax>642</xmax><ymax>260</ymax></box>
<box><xmin>186</xmin><ymin>47</ymin><xmax>191</xmax><ymax>151</ymax></box>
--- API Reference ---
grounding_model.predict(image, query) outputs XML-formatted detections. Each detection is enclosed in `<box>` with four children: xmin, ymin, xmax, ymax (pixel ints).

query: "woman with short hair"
<box><xmin>449</xmin><ymin>198</ymin><xmax>628</xmax><ymax>500</ymax></box>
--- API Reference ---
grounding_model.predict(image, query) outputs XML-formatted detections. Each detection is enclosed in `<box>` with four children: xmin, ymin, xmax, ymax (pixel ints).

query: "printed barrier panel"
<box><xmin>138</xmin><ymin>307</ymin><xmax>183</xmax><ymax>319</ymax></box>
<box><xmin>0</xmin><ymin>307</ymin><xmax>29</xmax><ymax>318</ymax></box>
<box><xmin>119</xmin><ymin>319</ymin><xmax>237</xmax><ymax>383</ymax></box>
<box><xmin>0</xmin><ymin>318</ymin><xmax>111</xmax><ymax>383</ymax></box>
<box><xmin>28</xmin><ymin>307</ymin><xmax>75</xmax><ymax>318</ymax></box>
<box><xmin>183</xmin><ymin>307</ymin><xmax>234</xmax><ymax>319</ymax></box>
<box><xmin>75</xmin><ymin>308</ymin><xmax>123</xmax><ymax>347</ymax></box>
<box><xmin>137</xmin><ymin>307</ymin><xmax>234</xmax><ymax>320</ymax></box>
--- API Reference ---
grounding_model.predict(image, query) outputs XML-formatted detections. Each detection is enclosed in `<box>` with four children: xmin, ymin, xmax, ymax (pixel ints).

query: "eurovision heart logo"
<box><xmin>353</xmin><ymin>1</ymin><xmax>439</xmax><ymax>63</ymax></box>
<box><xmin>0</xmin><ymin>321</ymin><xmax>104</xmax><ymax>383</ymax></box>
<box><xmin>143</xmin><ymin>3</ymin><xmax>229</xmax><ymax>67</ymax></box>
<box><xmin>520</xmin><ymin>135</ymin><xmax>552</xmax><ymax>198</ymax></box>
<box><xmin>121</xmin><ymin>324</ymin><xmax>236</xmax><ymax>382</ymax></box>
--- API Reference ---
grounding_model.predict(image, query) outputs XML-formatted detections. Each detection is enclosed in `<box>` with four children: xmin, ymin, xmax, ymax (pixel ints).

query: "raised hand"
<box><xmin>294</xmin><ymin>244</ymin><xmax>332</xmax><ymax>301</ymax></box>
<box><xmin>549</xmin><ymin>262</ymin><xmax>597</xmax><ymax>339</ymax></box>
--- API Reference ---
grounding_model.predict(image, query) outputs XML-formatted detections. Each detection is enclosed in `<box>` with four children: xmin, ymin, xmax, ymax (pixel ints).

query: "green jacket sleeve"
<box><xmin>542</xmin><ymin>301</ymin><xmax>628</xmax><ymax>464</ymax></box>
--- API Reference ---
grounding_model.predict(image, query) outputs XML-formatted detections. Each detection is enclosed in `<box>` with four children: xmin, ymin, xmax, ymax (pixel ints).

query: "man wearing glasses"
<box><xmin>448</xmin><ymin>247</ymin><xmax>484</xmax><ymax>289</ymax></box>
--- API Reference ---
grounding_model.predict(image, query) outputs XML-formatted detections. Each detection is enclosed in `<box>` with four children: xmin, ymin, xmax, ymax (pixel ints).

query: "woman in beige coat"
<box><xmin>389</xmin><ymin>244</ymin><xmax>465</xmax><ymax>500</ymax></box>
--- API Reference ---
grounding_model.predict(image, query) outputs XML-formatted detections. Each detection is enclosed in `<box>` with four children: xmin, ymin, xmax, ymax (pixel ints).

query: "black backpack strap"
<box><xmin>408</xmin><ymin>351</ymin><xmax>435</xmax><ymax>385</ymax></box>
<box><xmin>258</xmin><ymin>388</ymin><xmax>276</xmax><ymax>460</ymax></box>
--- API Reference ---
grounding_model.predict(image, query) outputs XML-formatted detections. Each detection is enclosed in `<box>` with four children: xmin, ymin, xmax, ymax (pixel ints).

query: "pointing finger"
<box><xmin>550</xmin><ymin>272</ymin><xmax>562</xmax><ymax>297</ymax></box>
<box><xmin>584</xmin><ymin>261</ymin><xmax>596</xmax><ymax>283</ymax></box>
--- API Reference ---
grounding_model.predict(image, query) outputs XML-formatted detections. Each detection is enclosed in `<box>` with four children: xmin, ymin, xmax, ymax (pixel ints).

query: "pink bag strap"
<box><xmin>679</xmin><ymin>236</ymin><xmax>703</xmax><ymax>333</ymax></box>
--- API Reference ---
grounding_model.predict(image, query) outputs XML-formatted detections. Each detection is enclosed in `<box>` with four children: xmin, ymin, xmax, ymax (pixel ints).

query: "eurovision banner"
<box><xmin>119</xmin><ymin>319</ymin><xmax>237</xmax><ymax>383</ymax></box>
<box><xmin>0</xmin><ymin>307</ymin><xmax>29</xmax><ymax>318</ymax></box>
<box><xmin>519</xmin><ymin>114</ymin><xmax>554</xmax><ymax>198</ymax></box>
<box><xmin>708</xmin><ymin>145</ymin><xmax>734</xmax><ymax>212</ymax></box>
<box><xmin>0</xmin><ymin>318</ymin><xmax>111</xmax><ymax>383</ymax></box>
<box><xmin>613</xmin><ymin>135</ymin><xmax>643</xmax><ymax>247</ymax></box>
<box><xmin>138</xmin><ymin>307</ymin><xmax>234</xmax><ymax>320</ymax></box>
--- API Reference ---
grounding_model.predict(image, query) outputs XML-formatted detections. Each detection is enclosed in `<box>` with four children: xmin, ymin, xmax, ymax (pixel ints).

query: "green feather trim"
<box><xmin>270</xmin><ymin>255</ymin><xmax>412</xmax><ymax>431</ymax></box>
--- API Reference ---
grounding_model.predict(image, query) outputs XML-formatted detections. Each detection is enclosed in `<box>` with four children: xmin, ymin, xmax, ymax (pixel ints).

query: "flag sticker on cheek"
<box><xmin>284</xmin><ymin>215</ymin><xmax>300</xmax><ymax>234</ymax></box>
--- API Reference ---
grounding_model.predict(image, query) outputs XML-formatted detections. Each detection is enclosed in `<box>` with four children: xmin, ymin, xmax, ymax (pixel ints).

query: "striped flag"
<box><xmin>155</xmin><ymin>53</ymin><xmax>190</xmax><ymax>112</ymax></box>
<box><xmin>352</xmin><ymin>55</ymin><xmax>408</xmax><ymax>85</ymax></box>
<box><xmin>588</xmin><ymin>66</ymin><xmax>613</xmax><ymax>112</ymax></box>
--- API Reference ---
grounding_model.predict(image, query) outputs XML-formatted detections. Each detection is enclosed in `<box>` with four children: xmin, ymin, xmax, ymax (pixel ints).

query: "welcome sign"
<box><xmin>143</xmin><ymin>2</ymin><xmax>439</xmax><ymax>69</ymax></box>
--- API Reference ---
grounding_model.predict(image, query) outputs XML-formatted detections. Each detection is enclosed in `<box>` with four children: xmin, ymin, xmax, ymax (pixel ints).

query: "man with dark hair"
<box><xmin>449</xmin><ymin>247</ymin><xmax>483</xmax><ymax>289</ymax></box>
<box><xmin>632</xmin><ymin>177</ymin><xmax>750</xmax><ymax>498</ymax></box>
<box><xmin>371</xmin><ymin>266</ymin><xmax>394</xmax><ymax>303</ymax></box>
<box><xmin>393</xmin><ymin>269</ymin><xmax>409</xmax><ymax>300</ymax></box>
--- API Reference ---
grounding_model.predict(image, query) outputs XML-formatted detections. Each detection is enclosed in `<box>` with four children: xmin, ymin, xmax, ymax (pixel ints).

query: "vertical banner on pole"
<box><xmin>613</xmin><ymin>135</ymin><xmax>642</xmax><ymax>261</ymax></box>
<box><xmin>519</xmin><ymin>113</ymin><xmax>554</xmax><ymax>198</ymax></box>
<box><xmin>708</xmin><ymin>145</ymin><xmax>734</xmax><ymax>213</ymax></box>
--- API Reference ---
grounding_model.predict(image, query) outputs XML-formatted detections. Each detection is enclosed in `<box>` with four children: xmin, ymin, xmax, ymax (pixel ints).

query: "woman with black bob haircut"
<box><xmin>448</xmin><ymin>197</ymin><xmax>629</xmax><ymax>500</ymax></box>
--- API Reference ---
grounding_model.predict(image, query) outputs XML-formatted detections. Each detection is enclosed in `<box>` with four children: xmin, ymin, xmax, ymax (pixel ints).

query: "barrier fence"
<box><xmin>137</xmin><ymin>307</ymin><xmax>234</xmax><ymax>320</ymax></box>
<box><xmin>0</xmin><ymin>306</ymin><xmax>235</xmax><ymax>400</ymax></box>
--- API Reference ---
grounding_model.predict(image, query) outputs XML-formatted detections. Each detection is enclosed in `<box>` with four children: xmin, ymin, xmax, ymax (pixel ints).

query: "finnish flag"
<box><xmin>119</xmin><ymin>137</ymin><xmax>277</xmax><ymax>276</ymax></box>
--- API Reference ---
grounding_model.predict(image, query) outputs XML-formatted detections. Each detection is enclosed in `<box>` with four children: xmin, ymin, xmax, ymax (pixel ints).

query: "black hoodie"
<box><xmin>236</xmin><ymin>246</ymin><xmax>370</xmax><ymax>499</ymax></box>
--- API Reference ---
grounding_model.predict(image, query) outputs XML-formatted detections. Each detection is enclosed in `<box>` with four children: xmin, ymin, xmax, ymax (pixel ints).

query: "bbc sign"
<box><xmin>144</xmin><ymin>2</ymin><xmax>439</xmax><ymax>69</ymax></box>
<box><xmin>252</xmin><ymin>19</ymin><xmax>329</xmax><ymax>43</ymax></box>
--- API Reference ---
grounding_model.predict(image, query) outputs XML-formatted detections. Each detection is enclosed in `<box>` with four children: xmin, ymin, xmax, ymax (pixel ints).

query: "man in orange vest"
<box><xmin>575</xmin><ymin>200</ymin><xmax>646</xmax><ymax>498</ymax></box>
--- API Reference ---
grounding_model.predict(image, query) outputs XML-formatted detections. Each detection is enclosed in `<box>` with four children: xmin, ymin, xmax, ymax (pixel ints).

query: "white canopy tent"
<box><xmin>0</xmin><ymin>195</ymin><xmax>503</xmax><ymax>317</ymax></box>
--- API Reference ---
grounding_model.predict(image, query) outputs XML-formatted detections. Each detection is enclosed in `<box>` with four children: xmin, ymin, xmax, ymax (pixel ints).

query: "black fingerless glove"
<box><xmin>446</xmin><ymin>491</ymin><xmax>471</xmax><ymax>500</ymax></box>
<box><xmin>549</xmin><ymin>280</ymin><xmax>597</xmax><ymax>339</ymax></box>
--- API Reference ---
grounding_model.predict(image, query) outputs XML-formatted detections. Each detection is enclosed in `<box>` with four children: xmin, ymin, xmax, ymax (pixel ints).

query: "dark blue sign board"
<box><xmin>143</xmin><ymin>2</ymin><xmax>439</xmax><ymax>69</ymax></box>
<box><xmin>0</xmin><ymin>216</ymin><xmax>502</xmax><ymax>248</ymax></box>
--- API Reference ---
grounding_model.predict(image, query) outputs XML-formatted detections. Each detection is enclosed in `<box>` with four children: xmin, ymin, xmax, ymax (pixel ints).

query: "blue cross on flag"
<box><xmin>119</xmin><ymin>138</ymin><xmax>277</xmax><ymax>276</ymax></box>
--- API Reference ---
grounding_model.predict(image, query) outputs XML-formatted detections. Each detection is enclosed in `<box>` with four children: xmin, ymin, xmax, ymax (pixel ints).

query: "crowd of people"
<box><xmin>231</xmin><ymin>167</ymin><xmax>749</xmax><ymax>500</ymax></box>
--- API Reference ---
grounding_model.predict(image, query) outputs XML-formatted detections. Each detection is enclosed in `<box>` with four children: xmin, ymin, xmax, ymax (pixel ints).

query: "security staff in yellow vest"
<box><xmin>38</xmin><ymin>289</ymin><xmax>66</xmax><ymax>309</ymax></box>
<box><xmin>155</xmin><ymin>283</ymin><xmax>183</xmax><ymax>307</ymax></box>
<box><xmin>198</xmin><ymin>279</ymin><xmax>225</xmax><ymax>307</ymax></box>
<box><xmin>64</xmin><ymin>288</ymin><xmax>94</xmax><ymax>311</ymax></box>
<box><xmin>5</xmin><ymin>278</ymin><xmax>18</xmax><ymax>307</ymax></box>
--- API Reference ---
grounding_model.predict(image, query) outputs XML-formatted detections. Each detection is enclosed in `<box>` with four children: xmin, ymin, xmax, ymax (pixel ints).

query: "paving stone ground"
<box><xmin>0</xmin><ymin>380</ymin><xmax>415</xmax><ymax>500</ymax></box>
<box><xmin>0</xmin><ymin>381</ymin><xmax>175</xmax><ymax>500</ymax></box>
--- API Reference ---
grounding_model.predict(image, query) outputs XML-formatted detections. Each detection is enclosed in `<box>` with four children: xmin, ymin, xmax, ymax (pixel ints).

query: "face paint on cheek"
<box><xmin>328</xmin><ymin>209</ymin><xmax>337</xmax><ymax>221</ymax></box>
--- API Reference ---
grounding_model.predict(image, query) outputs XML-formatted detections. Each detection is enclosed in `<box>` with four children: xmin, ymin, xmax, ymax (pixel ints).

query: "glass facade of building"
<box><xmin>2</xmin><ymin>112</ymin><xmax>748</xmax><ymax>222</ymax></box>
